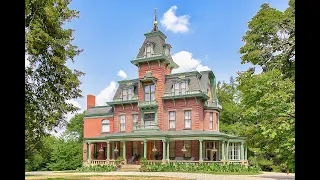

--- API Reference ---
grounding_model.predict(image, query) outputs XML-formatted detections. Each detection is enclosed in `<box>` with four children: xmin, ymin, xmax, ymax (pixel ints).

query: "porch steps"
<box><xmin>117</xmin><ymin>164</ymin><xmax>141</xmax><ymax>172</ymax></box>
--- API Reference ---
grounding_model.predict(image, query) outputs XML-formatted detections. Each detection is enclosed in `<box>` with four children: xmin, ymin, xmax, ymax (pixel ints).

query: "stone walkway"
<box><xmin>25</xmin><ymin>171</ymin><xmax>295</xmax><ymax>180</ymax></box>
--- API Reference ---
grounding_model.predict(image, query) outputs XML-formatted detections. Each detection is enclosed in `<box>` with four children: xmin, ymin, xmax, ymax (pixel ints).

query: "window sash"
<box><xmin>184</xmin><ymin>111</ymin><xmax>191</xmax><ymax>128</ymax></box>
<box><xmin>122</xmin><ymin>89</ymin><xmax>127</xmax><ymax>101</ymax></box>
<box><xmin>209</xmin><ymin>112</ymin><xmax>213</xmax><ymax>129</ymax></box>
<box><xmin>144</xmin><ymin>85</ymin><xmax>155</xmax><ymax>101</ymax></box>
<box><xmin>128</xmin><ymin>88</ymin><xmax>132</xmax><ymax>100</ymax></box>
<box><xmin>216</xmin><ymin>113</ymin><xmax>219</xmax><ymax>130</ymax></box>
<box><xmin>120</xmin><ymin>115</ymin><xmax>125</xmax><ymax>131</ymax></box>
<box><xmin>102</xmin><ymin>124</ymin><xmax>110</xmax><ymax>132</ymax></box>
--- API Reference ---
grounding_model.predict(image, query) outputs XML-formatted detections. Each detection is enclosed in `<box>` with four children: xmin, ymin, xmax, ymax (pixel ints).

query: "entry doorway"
<box><xmin>147</xmin><ymin>141</ymin><xmax>155</xmax><ymax>160</ymax></box>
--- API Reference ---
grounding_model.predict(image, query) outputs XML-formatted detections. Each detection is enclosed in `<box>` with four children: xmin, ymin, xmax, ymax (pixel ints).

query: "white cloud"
<box><xmin>172</xmin><ymin>51</ymin><xmax>211</xmax><ymax>73</ymax></box>
<box><xmin>160</xmin><ymin>5</ymin><xmax>190</xmax><ymax>33</ymax></box>
<box><xmin>96</xmin><ymin>81</ymin><xmax>118</xmax><ymax>106</ymax></box>
<box><xmin>117</xmin><ymin>70</ymin><xmax>127</xmax><ymax>79</ymax></box>
<box><xmin>196</xmin><ymin>64</ymin><xmax>210</xmax><ymax>72</ymax></box>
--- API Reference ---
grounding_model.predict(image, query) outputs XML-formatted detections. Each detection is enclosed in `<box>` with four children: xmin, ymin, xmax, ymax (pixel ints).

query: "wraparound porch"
<box><xmin>83</xmin><ymin>130</ymin><xmax>248</xmax><ymax>166</ymax></box>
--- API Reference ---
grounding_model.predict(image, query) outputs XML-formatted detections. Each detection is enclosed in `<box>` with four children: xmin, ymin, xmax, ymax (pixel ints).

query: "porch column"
<box><xmin>245</xmin><ymin>146</ymin><xmax>248</xmax><ymax>160</ymax></box>
<box><xmin>141</xmin><ymin>110</ymin><xmax>145</xmax><ymax>127</ymax></box>
<box><xmin>112</xmin><ymin>142</ymin><xmax>115</xmax><ymax>159</ymax></box>
<box><xmin>240</xmin><ymin>142</ymin><xmax>244</xmax><ymax>161</ymax></box>
<box><xmin>106</xmin><ymin>141</ymin><xmax>110</xmax><ymax>160</ymax></box>
<box><xmin>226</xmin><ymin>141</ymin><xmax>229</xmax><ymax>161</ymax></box>
<box><xmin>162</xmin><ymin>140</ymin><xmax>166</xmax><ymax>162</ymax></box>
<box><xmin>221</xmin><ymin>141</ymin><xmax>225</xmax><ymax>161</ymax></box>
<box><xmin>199</xmin><ymin>140</ymin><xmax>203</xmax><ymax>161</ymax></box>
<box><xmin>143</xmin><ymin>140</ymin><xmax>147</xmax><ymax>158</ymax></box>
<box><xmin>166</xmin><ymin>141</ymin><xmax>170</xmax><ymax>160</ymax></box>
<box><xmin>88</xmin><ymin>142</ymin><xmax>92</xmax><ymax>163</ymax></box>
<box><xmin>122</xmin><ymin>140</ymin><xmax>126</xmax><ymax>161</ymax></box>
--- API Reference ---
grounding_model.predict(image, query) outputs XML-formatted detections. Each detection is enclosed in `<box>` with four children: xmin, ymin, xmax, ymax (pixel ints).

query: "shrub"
<box><xmin>139</xmin><ymin>162</ymin><xmax>260</xmax><ymax>173</ymax></box>
<box><xmin>76</xmin><ymin>165</ymin><xmax>115</xmax><ymax>172</ymax></box>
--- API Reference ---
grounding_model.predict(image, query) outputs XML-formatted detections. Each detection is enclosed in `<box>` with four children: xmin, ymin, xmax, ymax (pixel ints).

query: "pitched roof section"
<box><xmin>136</xmin><ymin>31</ymin><xmax>167</xmax><ymax>58</ymax></box>
<box><xmin>84</xmin><ymin>106</ymin><xmax>114</xmax><ymax>117</ymax></box>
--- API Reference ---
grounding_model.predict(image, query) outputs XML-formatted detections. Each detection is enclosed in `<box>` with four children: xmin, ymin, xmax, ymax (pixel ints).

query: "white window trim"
<box><xmin>101</xmin><ymin>119</ymin><xmax>110</xmax><ymax>133</ymax></box>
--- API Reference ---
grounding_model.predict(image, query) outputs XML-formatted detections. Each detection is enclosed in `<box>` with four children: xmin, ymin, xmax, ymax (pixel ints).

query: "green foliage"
<box><xmin>25</xmin><ymin>135</ymin><xmax>56</xmax><ymax>171</ymax></box>
<box><xmin>66</xmin><ymin>111</ymin><xmax>85</xmax><ymax>142</ymax></box>
<box><xmin>25</xmin><ymin>0</ymin><xmax>84</xmax><ymax>161</ymax></box>
<box><xmin>76</xmin><ymin>165</ymin><xmax>115</xmax><ymax>172</ymax></box>
<box><xmin>236</xmin><ymin>69</ymin><xmax>295</xmax><ymax>172</ymax></box>
<box><xmin>239</xmin><ymin>0</ymin><xmax>295</xmax><ymax>79</ymax></box>
<box><xmin>140</xmin><ymin>162</ymin><xmax>260</xmax><ymax>173</ymax></box>
<box><xmin>115</xmin><ymin>157</ymin><xmax>125</xmax><ymax>167</ymax></box>
<box><xmin>47</xmin><ymin>134</ymin><xmax>83</xmax><ymax>171</ymax></box>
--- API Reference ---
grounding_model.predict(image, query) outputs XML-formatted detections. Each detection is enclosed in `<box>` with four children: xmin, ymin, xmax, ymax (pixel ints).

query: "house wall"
<box><xmin>163</xmin><ymin>99</ymin><xmax>204</xmax><ymax>131</ymax></box>
<box><xmin>113</xmin><ymin>104</ymin><xmax>139</xmax><ymax>133</ymax></box>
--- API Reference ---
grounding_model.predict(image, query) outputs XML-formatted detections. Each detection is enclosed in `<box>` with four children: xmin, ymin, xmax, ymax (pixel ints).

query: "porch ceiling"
<box><xmin>84</xmin><ymin>130</ymin><xmax>245</xmax><ymax>142</ymax></box>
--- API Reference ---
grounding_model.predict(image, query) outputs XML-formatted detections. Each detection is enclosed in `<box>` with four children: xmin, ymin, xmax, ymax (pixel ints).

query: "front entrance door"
<box><xmin>147</xmin><ymin>141</ymin><xmax>154</xmax><ymax>160</ymax></box>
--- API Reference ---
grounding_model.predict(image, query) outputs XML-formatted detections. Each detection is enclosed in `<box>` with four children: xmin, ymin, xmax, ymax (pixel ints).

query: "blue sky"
<box><xmin>48</xmin><ymin>0</ymin><xmax>289</xmax><ymax>130</ymax></box>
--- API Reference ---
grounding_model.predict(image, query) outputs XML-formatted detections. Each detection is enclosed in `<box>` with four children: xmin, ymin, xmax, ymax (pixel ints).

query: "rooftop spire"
<box><xmin>152</xmin><ymin>8</ymin><xmax>158</xmax><ymax>32</ymax></box>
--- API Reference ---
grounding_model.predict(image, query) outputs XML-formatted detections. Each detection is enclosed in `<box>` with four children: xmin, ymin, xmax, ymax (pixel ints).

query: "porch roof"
<box><xmin>84</xmin><ymin>130</ymin><xmax>245</xmax><ymax>142</ymax></box>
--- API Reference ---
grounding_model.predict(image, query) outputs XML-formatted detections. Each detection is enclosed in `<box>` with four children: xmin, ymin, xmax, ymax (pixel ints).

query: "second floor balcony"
<box><xmin>137</xmin><ymin>100</ymin><xmax>158</xmax><ymax>109</ymax></box>
<box><xmin>204</xmin><ymin>101</ymin><xmax>222</xmax><ymax>110</ymax></box>
<box><xmin>162</xmin><ymin>90</ymin><xmax>209</xmax><ymax>100</ymax></box>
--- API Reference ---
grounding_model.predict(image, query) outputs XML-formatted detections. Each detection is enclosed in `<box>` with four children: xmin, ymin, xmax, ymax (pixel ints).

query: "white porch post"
<box><xmin>166</xmin><ymin>140</ymin><xmax>170</xmax><ymax>161</ymax></box>
<box><xmin>106</xmin><ymin>141</ymin><xmax>110</xmax><ymax>160</ymax></box>
<box><xmin>162</xmin><ymin>140</ymin><xmax>166</xmax><ymax>163</ymax></box>
<box><xmin>199</xmin><ymin>140</ymin><xmax>203</xmax><ymax>162</ymax></box>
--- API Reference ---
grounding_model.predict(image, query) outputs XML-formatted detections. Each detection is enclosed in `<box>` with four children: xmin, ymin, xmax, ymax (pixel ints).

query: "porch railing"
<box><xmin>146</xmin><ymin>160</ymin><xmax>163</xmax><ymax>165</ymax></box>
<box><xmin>134</xmin><ymin>124</ymin><xmax>159</xmax><ymax>130</ymax></box>
<box><xmin>204</xmin><ymin>101</ymin><xmax>222</xmax><ymax>109</ymax></box>
<box><xmin>163</xmin><ymin>90</ymin><xmax>204</xmax><ymax>97</ymax></box>
<box><xmin>90</xmin><ymin>160</ymin><xmax>116</xmax><ymax>166</ymax></box>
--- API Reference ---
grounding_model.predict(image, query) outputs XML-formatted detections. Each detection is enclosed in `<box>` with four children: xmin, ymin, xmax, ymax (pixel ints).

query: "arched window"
<box><xmin>102</xmin><ymin>120</ymin><xmax>110</xmax><ymax>133</ymax></box>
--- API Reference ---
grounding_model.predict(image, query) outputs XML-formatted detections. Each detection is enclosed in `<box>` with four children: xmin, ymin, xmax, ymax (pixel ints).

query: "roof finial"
<box><xmin>153</xmin><ymin>8</ymin><xmax>158</xmax><ymax>31</ymax></box>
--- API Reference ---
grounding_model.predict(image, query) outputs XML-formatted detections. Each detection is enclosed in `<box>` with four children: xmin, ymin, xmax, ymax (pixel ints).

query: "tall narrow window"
<box><xmin>216</xmin><ymin>113</ymin><xmax>219</xmax><ymax>131</ymax></box>
<box><xmin>128</xmin><ymin>88</ymin><xmax>132</xmax><ymax>100</ymax></box>
<box><xmin>169</xmin><ymin>111</ymin><xmax>176</xmax><ymax>129</ymax></box>
<box><xmin>174</xmin><ymin>83</ymin><xmax>179</xmax><ymax>95</ymax></box>
<box><xmin>209</xmin><ymin>112</ymin><xmax>213</xmax><ymax>129</ymax></box>
<box><xmin>184</xmin><ymin>141</ymin><xmax>191</xmax><ymax>158</ymax></box>
<box><xmin>181</xmin><ymin>82</ymin><xmax>186</xmax><ymax>95</ymax></box>
<box><xmin>133</xmin><ymin>114</ymin><xmax>138</xmax><ymax>129</ymax></box>
<box><xmin>102</xmin><ymin>120</ymin><xmax>110</xmax><ymax>133</ymax></box>
<box><xmin>122</xmin><ymin>89</ymin><xmax>127</xmax><ymax>101</ymax></box>
<box><xmin>184</xmin><ymin>111</ymin><xmax>191</xmax><ymax>129</ymax></box>
<box><xmin>169</xmin><ymin>141</ymin><xmax>176</xmax><ymax>158</ymax></box>
<box><xmin>144</xmin><ymin>85</ymin><xmax>155</xmax><ymax>101</ymax></box>
<box><xmin>146</xmin><ymin>44</ymin><xmax>151</xmax><ymax>58</ymax></box>
<box><xmin>144</xmin><ymin>113</ymin><xmax>155</xmax><ymax>128</ymax></box>
<box><xmin>228</xmin><ymin>143</ymin><xmax>240</xmax><ymax>160</ymax></box>
<box><xmin>120</xmin><ymin>115</ymin><xmax>125</xmax><ymax>132</ymax></box>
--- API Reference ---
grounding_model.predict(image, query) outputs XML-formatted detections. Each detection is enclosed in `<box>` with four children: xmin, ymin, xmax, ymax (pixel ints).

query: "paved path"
<box><xmin>25</xmin><ymin>171</ymin><xmax>295</xmax><ymax>180</ymax></box>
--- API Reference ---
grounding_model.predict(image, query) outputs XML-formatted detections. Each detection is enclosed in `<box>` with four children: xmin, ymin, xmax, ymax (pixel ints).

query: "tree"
<box><xmin>237</xmin><ymin>69</ymin><xmax>295</xmax><ymax>172</ymax></box>
<box><xmin>25</xmin><ymin>0</ymin><xmax>84</xmax><ymax>160</ymax></box>
<box><xmin>66</xmin><ymin>111</ymin><xmax>85</xmax><ymax>142</ymax></box>
<box><xmin>239</xmin><ymin>0</ymin><xmax>295</xmax><ymax>79</ymax></box>
<box><xmin>47</xmin><ymin>133</ymin><xmax>83</xmax><ymax>171</ymax></box>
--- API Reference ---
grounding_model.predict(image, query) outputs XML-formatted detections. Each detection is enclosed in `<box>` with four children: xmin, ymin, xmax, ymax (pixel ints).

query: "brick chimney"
<box><xmin>87</xmin><ymin>94</ymin><xmax>96</xmax><ymax>110</ymax></box>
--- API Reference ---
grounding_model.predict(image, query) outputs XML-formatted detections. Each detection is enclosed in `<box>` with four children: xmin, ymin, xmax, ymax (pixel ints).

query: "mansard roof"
<box><xmin>84</xmin><ymin>106</ymin><xmax>113</xmax><ymax>118</ymax></box>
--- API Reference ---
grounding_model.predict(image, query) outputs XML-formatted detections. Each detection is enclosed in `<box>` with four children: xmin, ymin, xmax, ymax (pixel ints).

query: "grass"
<box><xmin>25</xmin><ymin>175</ymin><xmax>185</xmax><ymax>180</ymax></box>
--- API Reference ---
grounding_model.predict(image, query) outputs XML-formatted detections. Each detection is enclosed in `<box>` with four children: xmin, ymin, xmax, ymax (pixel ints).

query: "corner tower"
<box><xmin>131</xmin><ymin>8</ymin><xmax>179</xmax><ymax>130</ymax></box>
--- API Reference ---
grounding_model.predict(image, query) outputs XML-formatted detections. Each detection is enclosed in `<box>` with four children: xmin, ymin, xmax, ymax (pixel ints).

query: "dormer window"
<box><xmin>146</xmin><ymin>43</ymin><xmax>151</xmax><ymax>58</ymax></box>
<box><xmin>122</xmin><ymin>87</ymin><xmax>133</xmax><ymax>101</ymax></box>
<box><xmin>173</xmin><ymin>81</ymin><xmax>189</xmax><ymax>95</ymax></box>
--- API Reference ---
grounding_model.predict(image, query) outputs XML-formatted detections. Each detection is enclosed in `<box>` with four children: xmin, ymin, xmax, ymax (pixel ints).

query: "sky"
<box><xmin>26</xmin><ymin>0</ymin><xmax>289</xmax><ymax>135</ymax></box>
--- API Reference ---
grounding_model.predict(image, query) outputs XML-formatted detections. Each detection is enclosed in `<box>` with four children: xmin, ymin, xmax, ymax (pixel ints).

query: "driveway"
<box><xmin>25</xmin><ymin>171</ymin><xmax>295</xmax><ymax>180</ymax></box>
